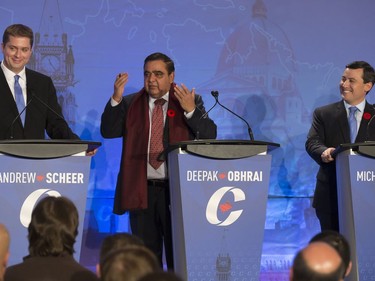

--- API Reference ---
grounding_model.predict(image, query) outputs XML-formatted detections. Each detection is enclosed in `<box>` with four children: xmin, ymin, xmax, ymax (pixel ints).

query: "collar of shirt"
<box><xmin>148</xmin><ymin>92</ymin><xmax>169</xmax><ymax>111</ymax></box>
<box><xmin>1</xmin><ymin>61</ymin><xmax>27</xmax><ymax>97</ymax></box>
<box><xmin>344</xmin><ymin>100</ymin><xmax>366</xmax><ymax>132</ymax></box>
<box><xmin>344</xmin><ymin>99</ymin><xmax>366</xmax><ymax>117</ymax></box>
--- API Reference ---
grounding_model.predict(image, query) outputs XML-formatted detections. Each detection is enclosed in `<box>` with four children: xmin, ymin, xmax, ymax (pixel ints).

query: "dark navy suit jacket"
<box><xmin>306</xmin><ymin>100</ymin><xmax>375</xmax><ymax>214</ymax></box>
<box><xmin>0</xmin><ymin>68</ymin><xmax>78</xmax><ymax>140</ymax></box>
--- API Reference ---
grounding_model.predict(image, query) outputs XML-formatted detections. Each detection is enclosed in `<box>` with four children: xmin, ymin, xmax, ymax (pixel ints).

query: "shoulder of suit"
<box><xmin>315</xmin><ymin>100</ymin><xmax>343</xmax><ymax>112</ymax></box>
<box><xmin>364</xmin><ymin>101</ymin><xmax>375</xmax><ymax>111</ymax></box>
<box><xmin>124</xmin><ymin>92</ymin><xmax>139</xmax><ymax>102</ymax></box>
<box><xmin>25</xmin><ymin>68</ymin><xmax>51</xmax><ymax>81</ymax></box>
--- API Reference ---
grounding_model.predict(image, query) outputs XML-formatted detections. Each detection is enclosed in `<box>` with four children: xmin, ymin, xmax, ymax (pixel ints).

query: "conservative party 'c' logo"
<box><xmin>19</xmin><ymin>189</ymin><xmax>62</xmax><ymax>227</ymax></box>
<box><xmin>205</xmin><ymin>186</ymin><xmax>245</xmax><ymax>226</ymax></box>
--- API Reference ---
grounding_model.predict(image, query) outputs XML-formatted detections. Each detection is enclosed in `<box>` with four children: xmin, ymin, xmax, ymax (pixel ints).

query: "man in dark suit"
<box><xmin>101</xmin><ymin>52</ymin><xmax>217</xmax><ymax>269</ymax></box>
<box><xmin>0</xmin><ymin>24</ymin><xmax>78</xmax><ymax>140</ymax></box>
<box><xmin>306</xmin><ymin>61</ymin><xmax>375</xmax><ymax>231</ymax></box>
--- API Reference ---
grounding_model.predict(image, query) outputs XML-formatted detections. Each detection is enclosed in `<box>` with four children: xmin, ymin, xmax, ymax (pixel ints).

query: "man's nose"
<box><xmin>148</xmin><ymin>73</ymin><xmax>157</xmax><ymax>81</ymax></box>
<box><xmin>342</xmin><ymin>80</ymin><xmax>350</xmax><ymax>87</ymax></box>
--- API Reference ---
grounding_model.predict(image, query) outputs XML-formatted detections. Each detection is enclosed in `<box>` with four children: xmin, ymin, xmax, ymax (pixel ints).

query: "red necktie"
<box><xmin>149</xmin><ymin>99</ymin><xmax>166</xmax><ymax>169</ymax></box>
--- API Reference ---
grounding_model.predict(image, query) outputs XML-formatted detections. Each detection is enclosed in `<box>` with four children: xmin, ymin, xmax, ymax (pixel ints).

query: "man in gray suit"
<box><xmin>306</xmin><ymin>61</ymin><xmax>375</xmax><ymax>231</ymax></box>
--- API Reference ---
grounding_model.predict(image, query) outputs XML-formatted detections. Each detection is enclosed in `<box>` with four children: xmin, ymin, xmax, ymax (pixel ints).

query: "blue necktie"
<box><xmin>349</xmin><ymin>106</ymin><xmax>358</xmax><ymax>143</ymax></box>
<box><xmin>14</xmin><ymin>75</ymin><xmax>25</xmax><ymax>126</ymax></box>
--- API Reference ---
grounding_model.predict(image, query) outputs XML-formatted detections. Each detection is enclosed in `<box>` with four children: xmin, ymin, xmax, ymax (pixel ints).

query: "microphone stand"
<box><xmin>9</xmin><ymin>97</ymin><xmax>33</xmax><ymax>139</ymax></box>
<box><xmin>211</xmin><ymin>91</ymin><xmax>254</xmax><ymax>141</ymax></box>
<box><xmin>365</xmin><ymin>104</ymin><xmax>375</xmax><ymax>141</ymax></box>
<box><xmin>195</xmin><ymin>98</ymin><xmax>218</xmax><ymax>140</ymax></box>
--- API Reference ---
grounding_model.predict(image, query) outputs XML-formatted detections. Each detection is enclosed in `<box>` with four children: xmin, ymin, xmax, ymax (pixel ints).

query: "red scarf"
<box><xmin>118</xmin><ymin>84</ymin><xmax>190</xmax><ymax>211</ymax></box>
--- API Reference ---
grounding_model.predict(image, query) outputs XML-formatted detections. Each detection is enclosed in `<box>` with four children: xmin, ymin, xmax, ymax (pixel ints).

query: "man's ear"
<box><xmin>365</xmin><ymin>82</ymin><xmax>373</xmax><ymax>94</ymax></box>
<box><xmin>345</xmin><ymin>261</ymin><xmax>353</xmax><ymax>277</ymax></box>
<box><xmin>169</xmin><ymin>72</ymin><xmax>175</xmax><ymax>84</ymax></box>
<box><xmin>4</xmin><ymin>251</ymin><xmax>9</xmax><ymax>266</ymax></box>
<box><xmin>96</xmin><ymin>263</ymin><xmax>101</xmax><ymax>278</ymax></box>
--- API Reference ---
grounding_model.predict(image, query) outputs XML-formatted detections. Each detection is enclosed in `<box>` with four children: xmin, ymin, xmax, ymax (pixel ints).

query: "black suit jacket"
<box><xmin>305</xmin><ymin>100</ymin><xmax>375</xmax><ymax>213</ymax></box>
<box><xmin>0</xmin><ymin>68</ymin><xmax>78</xmax><ymax>140</ymax></box>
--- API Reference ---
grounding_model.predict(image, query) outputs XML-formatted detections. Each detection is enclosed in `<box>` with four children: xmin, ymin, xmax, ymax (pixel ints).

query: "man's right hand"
<box><xmin>321</xmin><ymin>147</ymin><xmax>335</xmax><ymax>163</ymax></box>
<box><xmin>112</xmin><ymin>72</ymin><xmax>129</xmax><ymax>103</ymax></box>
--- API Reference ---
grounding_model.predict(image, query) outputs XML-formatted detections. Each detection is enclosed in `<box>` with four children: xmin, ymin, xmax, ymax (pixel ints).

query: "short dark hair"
<box><xmin>28</xmin><ymin>196</ymin><xmax>78</xmax><ymax>256</ymax></box>
<box><xmin>346</xmin><ymin>60</ymin><xmax>375</xmax><ymax>85</ymax></box>
<box><xmin>138</xmin><ymin>271</ymin><xmax>184</xmax><ymax>281</ymax></box>
<box><xmin>100</xmin><ymin>245</ymin><xmax>160</xmax><ymax>281</ymax></box>
<box><xmin>99</xmin><ymin>233</ymin><xmax>144</xmax><ymax>264</ymax></box>
<box><xmin>309</xmin><ymin>230</ymin><xmax>350</xmax><ymax>278</ymax></box>
<box><xmin>144</xmin><ymin>52</ymin><xmax>175</xmax><ymax>74</ymax></box>
<box><xmin>291</xmin><ymin>248</ymin><xmax>345</xmax><ymax>281</ymax></box>
<box><xmin>3</xmin><ymin>24</ymin><xmax>34</xmax><ymax>48</ymax></box>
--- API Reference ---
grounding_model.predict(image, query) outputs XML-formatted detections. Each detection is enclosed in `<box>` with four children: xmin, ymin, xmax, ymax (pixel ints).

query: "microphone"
<box><xmin>195</xmin><ymin>96</ymin><xmax>218</xmax><ymax>140</ymax></box>
<box><xmin>365</xmin><ymin>104</ymin><xmax>375</xmax><ymax>142</ymax></box>
<box><xmin>211</xmin><ymin>90</ymin><xmax>255</xmax><ymax>141</ymax></box>
<box><xmin>9</xmin><ymin>97</ymin><xmax>33</xmax><ymax>139</ymax></box>
<box><xmin>30</xmin><ymin>90</ymin><xmax>77</xmax><ymax>140</ymax></box>
<box><xmin>30</xmin><ymin>90</ymin><xmax>66</xmax><ymax>121</ymax></box>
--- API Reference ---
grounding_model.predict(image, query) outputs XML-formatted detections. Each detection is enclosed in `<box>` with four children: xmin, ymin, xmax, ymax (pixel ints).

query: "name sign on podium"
<box><xmin>167</xmin><ymin>140</ymin><xmax>279</xmax><ymax>280</ymax></box>
<box><xmin>0</xmin><ymin>140</ymin><xmax>100</xmax><ymax>266</ymax></box>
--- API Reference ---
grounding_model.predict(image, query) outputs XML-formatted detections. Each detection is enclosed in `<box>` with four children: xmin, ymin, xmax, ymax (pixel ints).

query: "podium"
<box><xmin>335</xmin><ymin>142</ymin><xmax>375</xmax><ymax>281</ymax></box>
<box><xmin>0</xmin><ymin>139</ymin><xmax>101</xmax><ymax>266</ymax></box>
<box><xmin>166</xmin><ymin>140</ymin><xmax>279</xmax><ymax>280</ymax></box>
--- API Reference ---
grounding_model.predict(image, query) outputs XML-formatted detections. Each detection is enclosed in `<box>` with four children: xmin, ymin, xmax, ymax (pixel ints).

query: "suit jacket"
<box><xmin>101</xmin><ymin>88</ymin><xmax>217</xmax><ymax>212</ymax></box>
<box><xmin>0</xmin><ymin>68</ymin><xmax>79</xmax><ymax>140</ymax></box>
<box><xmin>101</xmin><ymin>91</ymin><xmax>217</xmax><ymax>140</ymax></box>
<box><xmin>305</xmin><ymin>100</ymin><xmax>375</xmax><ymax>213</ymax></box>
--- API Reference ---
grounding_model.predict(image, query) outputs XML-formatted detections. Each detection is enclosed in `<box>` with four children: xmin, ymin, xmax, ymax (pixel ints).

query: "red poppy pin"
<box><xmin>167</xmin><ymin>109</ymin><xmax>176</xmax><ymax>118</ymax></box>
<box><xmin>363</xmin><ymin>112</ymin><xmax>372</xmax><ymax>120</ymax></box>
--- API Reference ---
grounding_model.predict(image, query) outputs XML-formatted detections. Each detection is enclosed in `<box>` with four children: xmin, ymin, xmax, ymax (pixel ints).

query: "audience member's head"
<box><xmin>138</xmin><ymin>271</ymin><xmax>184</xmax><ymax>281</ymax></box>
<box><xmin>97</xmin><ymin>233</ymin><xmax>144</xmax><ymax>276</ymax></box>
<box><xmin>28</xmin><ymin>196</ymin><xmax>78</xmax><ymax>257</ymax></box>
<box><xmin>309</xmin><ymin>230</ymin><xmax>352</xmax><ymax>278</ymax></box>
<box><xmin>99</xmin><ymin>245</ymin><xmax>160</xmax><ymax>281</ymax></box>
<box><xmin>0</xmin><ymin>224</ymin><xmax>10</xmax><ymax>281</ymax></box>
<box><xmin>290</xmin><ymin>242</ymin><xmax>345</xmax><ymax>281</ymax></box>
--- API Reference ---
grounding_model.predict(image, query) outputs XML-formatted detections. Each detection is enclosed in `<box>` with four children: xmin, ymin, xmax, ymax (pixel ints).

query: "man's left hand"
<box><xmin>174</xmin><ymin>83</ymin><xmax>196</xmax><ymax>113</ymax></box>
<box><xmin>86</xmin><ymin>148</ymin><xmax>98</xmax><ymax>156</ymax></box>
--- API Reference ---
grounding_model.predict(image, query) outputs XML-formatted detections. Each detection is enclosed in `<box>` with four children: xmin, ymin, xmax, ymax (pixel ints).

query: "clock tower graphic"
<box><xmin>28</xmin><ymin>0</ymin><xmax>77</xmax><ymax>126</ymax></box>
<box><xmin>215</xmin><ymin>229</ymin><xmax>231</xmax><ymax>281</ymax></box>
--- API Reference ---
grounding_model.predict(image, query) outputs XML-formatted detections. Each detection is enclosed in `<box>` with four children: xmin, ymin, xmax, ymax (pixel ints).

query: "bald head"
<box><xmin>0</xmin><ymin>224</ymin><xmax>10</xmax><ymax>281</ymax></box>
<box><xmin>291</xmin><ymin>242</ymin><xmax>345</xmax><ymax>281</ymax></box>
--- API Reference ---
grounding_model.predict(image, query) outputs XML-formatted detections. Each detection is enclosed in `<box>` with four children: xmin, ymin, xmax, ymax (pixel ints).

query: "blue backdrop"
<box><xmin>1</xmin><ymin>0</ymin><xmax>375</xmax><ymax>279</ymax></box>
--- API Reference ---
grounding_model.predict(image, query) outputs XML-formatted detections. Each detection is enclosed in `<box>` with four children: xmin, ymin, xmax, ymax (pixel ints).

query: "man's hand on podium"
<box><xmin>321</xmin><ymin>147</ymin><xmax>335</xmax><ymax>163</ymax></box>
<box><xmin>86</xmin><ymin>148</ymin><xmax>98</xmax><ymax>156</ymax></box>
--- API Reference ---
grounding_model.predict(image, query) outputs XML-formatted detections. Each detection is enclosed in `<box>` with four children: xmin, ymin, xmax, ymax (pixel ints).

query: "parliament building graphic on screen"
<box><xmin>28</xmin><ymin>0</ymin><xmax>77</xmax><ymax>127</ymax></box>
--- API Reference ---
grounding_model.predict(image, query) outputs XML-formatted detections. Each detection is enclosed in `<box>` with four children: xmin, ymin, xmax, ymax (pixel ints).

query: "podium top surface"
<box><xmin>333</xmin><ymin>141</ymin><xmax>375</xmax><ymax>158</ymax></box>
<box><xmin>0</xmin><ymin>139</ymin><xmax>101</xmax><ymax>159</ymax></box>
<box><xmin>166</xmin><ymin>139</ymin><xmax>280</xmax><ymax>159</ymax></box>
